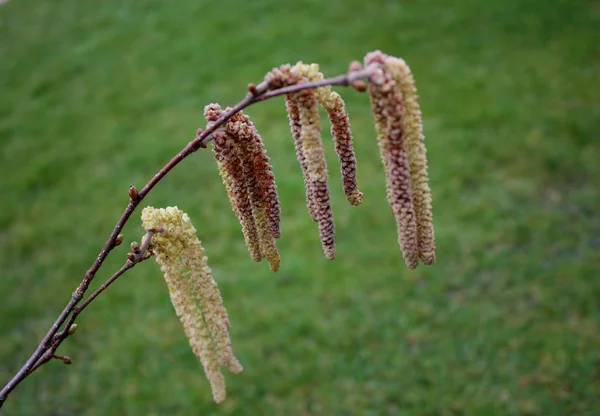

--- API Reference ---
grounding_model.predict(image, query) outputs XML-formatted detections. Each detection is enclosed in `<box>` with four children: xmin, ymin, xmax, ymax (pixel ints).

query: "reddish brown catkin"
<box><xmin>205</xmin><ymin>104</ymin><xmax>262</xmax><ymax>262</ymax></box>
<box><xmin>266</xmin><ymin>65</ymin><xmax>320</xmax><ymax>223</ymax></box>
<box><xmin>294</xmin><ymin>85</ymin><xmax>336</xmax><ymax>260</ymax></box>
<box><xmin>386</xmin><ymin>57</ymin><xmax>435</xmax><ymax>265</ymax></box>
<box><xmin>365</xmin><ymin>51</ymin><xmax>419</xmax><ymax>268</ymax></box>
<box><xmin>227</xmin><ymin>111</ymin><xmax>281</xmax><ymax>240</ymax></box>
<box><xmin>225</xmin><ymin>111</ymin><xmax>281</xmax><ymax>271</ymax></box>
<box><xmin>212</xmin><ymin>131</ymin><xmax>262</xmax><ymax>262</ymax></box>
<box><xmin>293</xmin><ymin>63</ymin><xmax>363</xmax><ymax>206</ymax></box>
<box><xmin>205</xmin><ymin>104</ymin><xmax>281</xmax><ymax>270</ymax></box>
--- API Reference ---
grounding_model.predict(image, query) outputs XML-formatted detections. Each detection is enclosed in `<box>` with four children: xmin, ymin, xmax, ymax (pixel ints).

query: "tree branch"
<box><xmin>0</xmin><ymin>63</ymin><xmax>377</xmax><ymax>409</ymax></box>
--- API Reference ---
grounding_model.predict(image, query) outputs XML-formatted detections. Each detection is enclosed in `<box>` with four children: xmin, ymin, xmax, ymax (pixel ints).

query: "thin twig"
<box><xmin>0</xmin><ymin>63</ymin><xmax>377</xmax><ymax>409</ymax></box>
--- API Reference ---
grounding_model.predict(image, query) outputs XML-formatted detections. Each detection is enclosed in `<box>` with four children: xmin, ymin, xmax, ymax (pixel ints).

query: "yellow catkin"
<box><xmin>183</xmin><ymin>236</ymin><xmax>243</xmax><ymax>375</ymax></box>
<box><xmin>251</xmin><ymin>198</ymin><xmax>281</xmax><ymax>271</ymax></box>
<box><xmin>293</xmin><ymin>85</ymin><xmax>336</xmax><ymax>260</ymax></box>
<box><xmin>365</xmin><ymin>51</ymin><xmax>419</xmax><ymax>268</ymax></box>
<box><xmin>385</xmin><ymin>57</ymin><xmax>435</xmax><ymax>265</ymax></box>
<box><xmin>294</xmin><ymin>63</ymin><xmax>363</xmax><ymax>206</ymax></box>
<box><xmin>141</xmin><ymin>206</ymin><xmax>239</xmax><ymax>403</ymax></box>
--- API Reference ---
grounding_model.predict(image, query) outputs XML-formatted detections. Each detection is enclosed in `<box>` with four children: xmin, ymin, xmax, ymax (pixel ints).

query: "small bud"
<box><xmin>129</xmin><ymin>186</ymin><xmax>138</xmax><ymax>201</ymax></box>
<box><xmin>67</xmin><ymin>324</ymin><xmax>78</xmax><ymax>335</ymax></box>
<box><xmin>114</xmin><ymin>234</ymin><xmax>124</xmax><ymax>247</ymax></box>
<box><xmin>127</xmin><ymin>252</ymin><xmax>135</xmax><ymax>262</ymax></box>
<box><xmin>131</xmin><ymin>241</ymin><xmax>141</xmax><ymax>254</ymax></box>
<box><xmin>351</xmin><ymin>80</ymin><xmax>367</xmax><ymax>92</ymax></box>
<box><xmin>248</xmin><ymin>83</ymin><xmax>258</xmax><ymax>95</ymax></box>
<box><xmin>53</xmin><ymin>354</ymin><xmax>72</xmax><ymax>365</ymax></box>
<box><xmin>196</xmin><ymin>127</ymin><xmax>204</xmax><ymax>137</ymax></box>
<box><xmin>348</xmin><ymin>60</ymin><xmax>362</xmax><ymax>73</ymax></box>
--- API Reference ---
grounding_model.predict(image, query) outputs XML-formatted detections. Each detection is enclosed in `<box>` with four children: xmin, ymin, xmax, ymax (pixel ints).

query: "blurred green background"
<box><xmin>1</xmin><ymin>0</ymin><xmax>599</xmax><ymax>414</ymax></box>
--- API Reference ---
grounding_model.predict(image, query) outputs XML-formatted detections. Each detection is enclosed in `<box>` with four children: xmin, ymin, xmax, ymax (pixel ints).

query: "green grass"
<box><xmin>1</xmin><ymin>0</ymin><xmax>599</xmax><ymax>414</ymax></box>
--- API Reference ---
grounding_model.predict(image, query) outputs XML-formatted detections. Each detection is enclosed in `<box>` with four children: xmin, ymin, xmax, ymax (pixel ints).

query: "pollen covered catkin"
<box><xmin>182</xmin><ymin>229</ymin><xmax>243</xmax><ymax>375</ymax></box>
<box><xmin>141</xmin><ymin>206</ymin><xmax>240</xmax><ymax>403</ymax></box>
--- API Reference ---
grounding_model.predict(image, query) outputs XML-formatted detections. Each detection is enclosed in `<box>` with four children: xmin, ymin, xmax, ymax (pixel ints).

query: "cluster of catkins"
<box><xmin>142</xmin><ymin>50</ymin><xmax>435</xmax><ymax>404</ymax></box>
<box><xmin>207</xmin><ymin>51</ymin><xmax>434</xmax><ymax>270</ymax></box>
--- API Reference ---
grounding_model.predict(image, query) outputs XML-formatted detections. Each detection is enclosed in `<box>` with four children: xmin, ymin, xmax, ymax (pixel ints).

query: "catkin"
<box><xmin>365</xmin><ymin>51</ymin><xmax>419</xmax><ymax>268</ymax></box>
<box><xmin>226</xmin><ymin>111</ymin><xmax>281</xmax><ymax>240</ymax></box>
<box><xmin>285</xmin><ymin>95</ymin><xmax>318</xmax><ymax>222</ymax></box>
<box><xmin>294</xmin><ymin>62</ymin><xmax>363</xmax><ymax>206</ymax></box>
<box><xmin>385</xmin><ymin>57</ymin><xmax>435</xmax><ymax>265</ymax></box>
<box><xmin>204</xmin><ymin>104</ymin><xmax>281</xmax><ymax>271</ymax></box>
<box><xmin>293</xmin><ymin>86</ymin><xmax>336</xmax><ymax>260</ymax></box>
<box><xmin>141</xmin><ymin>206</ymin><xmax>240</xmax><ymax>403</ymax></box>
<box><xmin>213</xmin><ymin>131</ymin><xmax>262</xmax><ymax>262</ymax></box>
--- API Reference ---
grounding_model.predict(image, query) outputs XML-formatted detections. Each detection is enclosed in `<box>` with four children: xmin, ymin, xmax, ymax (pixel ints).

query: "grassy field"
<box><xmin>1</xmin><ymin>0</ymin><xmax>599</xmax><ymax>414</ymax></box>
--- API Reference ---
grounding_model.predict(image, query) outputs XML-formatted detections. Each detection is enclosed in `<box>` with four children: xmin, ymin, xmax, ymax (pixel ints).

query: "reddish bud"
<box><xmin>351</xmin><ymin>80</ymin><xmax>367</xmax><ymax>92</ymax></box>
<box><xmin>129</xmin><ymin>186</ymin><xmax>138</xmax><ymax>201</ymax></box>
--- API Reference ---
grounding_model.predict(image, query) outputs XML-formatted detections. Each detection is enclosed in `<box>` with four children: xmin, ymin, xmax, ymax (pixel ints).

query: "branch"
<box><xmin>0</xmin><ymin>63</ymin><xmax>377</xmax><ymax>409</ymax></box>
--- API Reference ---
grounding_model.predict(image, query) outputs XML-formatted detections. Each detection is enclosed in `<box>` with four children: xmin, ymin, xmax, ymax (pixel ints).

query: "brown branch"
<box><xmin>0</xmin><ymin>63</ymin><xmax>377</xmax><ymax>409</ymax></box>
